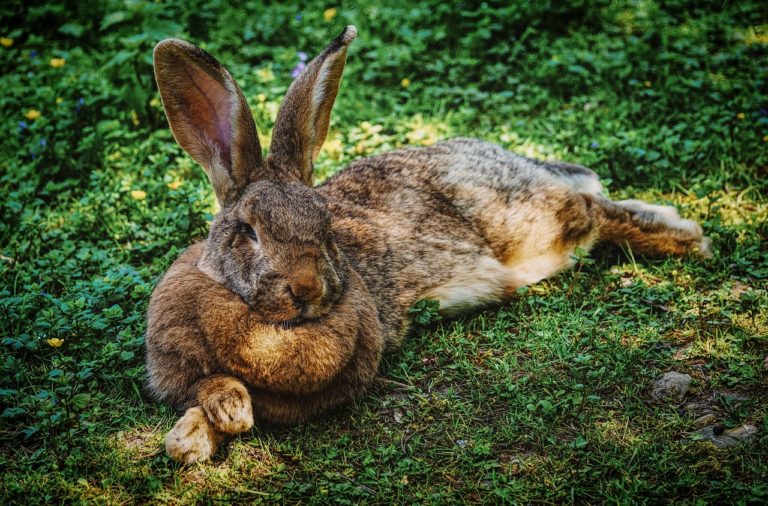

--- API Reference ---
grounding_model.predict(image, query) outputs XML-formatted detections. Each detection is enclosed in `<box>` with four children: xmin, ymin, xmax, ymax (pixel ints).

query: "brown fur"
<box><xmin>147</xmin><ymin>28</ymin><xmax>711</xmax><ymax>462</ymax></box>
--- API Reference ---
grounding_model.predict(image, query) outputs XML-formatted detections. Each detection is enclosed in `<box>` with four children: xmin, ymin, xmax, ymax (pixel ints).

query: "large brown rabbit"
<box><xmin>147</xmin><ymin>26</ymin><xmax>711</xmax><ymax>463</ymax></box>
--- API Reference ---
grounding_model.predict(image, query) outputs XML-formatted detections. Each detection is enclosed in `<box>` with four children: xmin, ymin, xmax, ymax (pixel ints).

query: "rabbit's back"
<box><xmin>320</xmin><ymin>138</ymin><xmax>604</xmax><ymax>347</ymax></box>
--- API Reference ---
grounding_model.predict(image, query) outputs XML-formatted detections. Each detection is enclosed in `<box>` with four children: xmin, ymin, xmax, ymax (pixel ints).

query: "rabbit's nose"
<box><xmin>288</xmin><ymin>276</ymin><xmax>323</xmax><ymax>304</ymax></box>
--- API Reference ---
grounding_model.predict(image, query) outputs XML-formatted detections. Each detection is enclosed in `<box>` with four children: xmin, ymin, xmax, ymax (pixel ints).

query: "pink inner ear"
<box><xmin>178</xmin><ymin>59</ymin><xmax>232</xmax><ymax>169</ymax></box>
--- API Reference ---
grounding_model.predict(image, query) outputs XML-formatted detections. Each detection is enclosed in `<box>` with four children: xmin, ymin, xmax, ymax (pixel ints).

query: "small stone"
<box><xmin>683</xmin><ymin>399</ymin><xmax>714</xmax><ymax>418</ymax></box>
<box><xmin>725</xmin><ymin>424</ymin><xmax>758</xmax><ymax>441</ymax></box>
<box><xmin>652</xmin><ymin>371</ymin><xmax>693</xmax><ymax>402</ymax></box>
<box><xmin>692</xmin><ymin>424</ymin><xmax>758</xmax><ymax>448</ymax></box>
<box><xmin>694</xmin><ymin>414</ymin><xmax>717</xmax><ymax>427</ymax></box>
<box><xmin>715</xmin><ymin>392</ymin><xmax>751</xmax><ymax>406</ymax></box>
<box><xmin>729</xmin><ymin>281</ymin><xmax>751</xmax><ymax>298</ymax></box>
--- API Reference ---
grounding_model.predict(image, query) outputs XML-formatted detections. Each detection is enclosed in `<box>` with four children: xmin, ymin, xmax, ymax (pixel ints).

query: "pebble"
<box><xmin>652</xmin><ymin>371</ymin><xmax>693</xmax><ymax>402</ymax></box>
<box><xmin>693</xmin><ymin>414</ymin><xmax>717</xmax><ymax>427</ymax></box>
<box><xmin>692</xmin><ymin>424</ymin><xmax>758</xmax><ymax>448</ymax></box>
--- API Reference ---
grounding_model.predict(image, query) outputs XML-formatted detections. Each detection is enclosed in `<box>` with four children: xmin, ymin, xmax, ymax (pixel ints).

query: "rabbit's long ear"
<box><xmin>154</xmin><ymin>39</ymin><xmax>263</xmax><ymax>207</ymax></box>
<box><xmin>268</xmin><ymin>26</ymin><xmax>356</xmax><ymax>185</ymax></box>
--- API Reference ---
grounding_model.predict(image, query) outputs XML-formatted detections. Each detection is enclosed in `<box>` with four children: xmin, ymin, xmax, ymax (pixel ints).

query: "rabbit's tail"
<box><xmin>595</xmin><ymin>198</ymin><xmax>712</xmax><ymax>257</ymax></box>
<box><xmin>542</xmin><ymin>161</ymin><xmax>604</xmax><ymax>195</ymax></box>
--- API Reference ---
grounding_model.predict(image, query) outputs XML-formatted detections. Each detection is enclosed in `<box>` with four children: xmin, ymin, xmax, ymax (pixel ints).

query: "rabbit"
<box><xmin>147</xmin><ymin>25</ymin><xmax>711</xmax><ymax>463</ymax></box>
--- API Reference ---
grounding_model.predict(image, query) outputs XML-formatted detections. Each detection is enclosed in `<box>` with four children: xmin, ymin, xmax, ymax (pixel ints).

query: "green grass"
<box><xmin>2</xmin><ymin>0</ymin><xmax>767</xmax><ymax>503</ymax></box>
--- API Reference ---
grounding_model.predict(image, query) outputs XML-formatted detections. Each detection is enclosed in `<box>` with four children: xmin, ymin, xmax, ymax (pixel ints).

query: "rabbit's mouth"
<box><xmin>252</xmin><ymin>279</ymin><xmax>342</xmax><ymax>325</ymax></box>
<box><xmin>262</xmin><ymin>299</ymin><xmax>331</xmax><ymax>326</ymax></box>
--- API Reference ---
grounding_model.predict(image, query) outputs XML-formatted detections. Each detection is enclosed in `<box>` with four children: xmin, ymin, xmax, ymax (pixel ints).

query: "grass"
<box><xmin>1</xmin><ymin>0</ymin><xmax>767</xmax><ymax>503</ymax></box>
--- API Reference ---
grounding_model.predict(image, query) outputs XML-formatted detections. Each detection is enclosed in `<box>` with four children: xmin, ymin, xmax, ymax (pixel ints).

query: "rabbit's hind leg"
<box><xmin>596</xmin><ymin>197</ymin><xmax>711</xmax><ymax>258</ymax></box>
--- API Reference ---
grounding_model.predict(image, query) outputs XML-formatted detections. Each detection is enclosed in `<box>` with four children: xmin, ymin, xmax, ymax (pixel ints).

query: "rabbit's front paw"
<box><xmin>165</xmin><ymin>406</ymin><xmax>219</xmax><ymax>463</ymax></box>
<box><xmin>201</xmin><ymin>382</ymin><xmax>254</xmax><ymax>435</ymax></box>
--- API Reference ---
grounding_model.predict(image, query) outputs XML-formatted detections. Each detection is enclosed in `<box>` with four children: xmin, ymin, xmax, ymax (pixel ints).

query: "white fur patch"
<box><xmin>506</xmin><ymin>250</ymin><xmax>577</xmax><ymax>286</ymax></box>
<box><xmin>423</xmin><ymin>256</ymin><xmax>511</xmax><ymax>314</ymax></box>
<box><xmin>568</xmin><ymin>174</ymin><xmax>603</xmax><ymax>195</ymax></box>
<box><xmin>424</xmin><ymin>249</ymin><xmax>585</xmax><ymax>315</ymax></box>
<box><xmin>312</xmin><ymin>59</ymin><xmax>334</xmax><ymax>112</ymax></box>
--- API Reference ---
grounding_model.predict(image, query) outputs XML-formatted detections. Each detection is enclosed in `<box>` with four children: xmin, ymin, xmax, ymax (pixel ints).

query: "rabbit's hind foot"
<box><xmin>599</xmin><ymin>198</ymin><xmax>712</xmax><ymax>258</ymax></box>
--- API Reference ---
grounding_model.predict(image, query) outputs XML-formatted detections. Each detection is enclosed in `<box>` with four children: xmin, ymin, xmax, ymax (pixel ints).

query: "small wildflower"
<box><xmin>323</xmin><ymin>137</ymin><xmax>344</xmax><ymax>160</ymax></box>
<box><xmin>25</xmin><ymin>109</ymin><xmax>41</xmax><ymax>121</ymax></box>
<box><xmin>297</xmin><ymin>51</ymin><xmax>308</xmax><ymax>62</ymax></box>
<box><xmin>401</xmin><ymin>78</ymin><xmax>411</xmax><ymax>88</ymax></box>
<box><xmin>257</xmin><ymin>93</ymin><xmax>267</xmax><ymax>103</ymax></box>
<box><xmin>590</xmin><ymin>141</ymin><xmax>599</xmax><ymax>148</ymax></box>
<box><xmin>644</xmin><ymin>80</ymin><xmax>652</xmax><ymax>88</ymax></box>
<box><xmin>295</xmin><ymin>14</ymin><xmax>302</xmax><ymax>21</ymax></box>
<box><xmin>1</xmin><ymin>37</ymin><xmax>13</xmax><ymax>48</ymax></box>
<box><xmin>150</xmin><ymin>97</ymin><xmax>161</xmax><ymax>108</ymax></box>
<box><xmin>763</xmin><ymin>134</ymin><xmax>768</xmax><ymax>142</ymax></box>
<box><xmin>255</xmin><ymin>67</ymin><xmax>275</xmax><ymax>83</ymax></box>
<box><xmin>29</xmin><ymin>49</ymin><xmax>37</xmax><ymax>58</ymax></box>
<box><xmin>736</xmin><ymin>112</ymin><xmax>746</xmax><ymax>120</ymax></box>
<box><xmin>290</xmin><ymin>61</ymin><xmax>307</xmax><ymax>79</ymax></box>
<box><xmin>131</xmin><ymin>190</ymin><xmax>147</xmax><ymax>201</ymax></box>
<box><xmin>39</xmin><ymin>139</ymin><xmax>47</xmax><ymax>147</ymax></box>
<box><xmin>323</xmin><ymin>7</ymin><xmax>337</xmax><ymax>22</ymax></box>
<box><xmin>167</xmin><ymin>180</ymin><xmax>182</xmax><ymax>190</ymax></box>
<box><xmin>50</xmin><ymin>57</ymin><xmax>66</xmax><ymax>68</ymax></box>
<box><xmin>18</xmin><ymin>121</ymin><xmax>28</xmax><ymax>130</ymax></box>
<box><xmin>46</xmin><ymin>338</ymin><xmax>64</xmax><ymax>348</ymax></box>
<box><xmin>55</xmin><ymin>97</ymin><xmax>64</xmax><ymax>105</ymax></box>
<box><xmin>130</xmin><ymin>110</ymin><xmax>140</xmax><ymax>126</ymax></box>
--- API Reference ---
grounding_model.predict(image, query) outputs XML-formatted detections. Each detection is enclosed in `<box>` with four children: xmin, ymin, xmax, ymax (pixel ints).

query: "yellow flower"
<box><xmin>130</xmin><ymin>110</ymin><xmax>140</xmax><ymax>126</ymax></box>
<box><xmin>149</xmin><ymin>97</ymin><xmax>161</xmax><ymax>108</ymax></box>
<box><xmin>167</xmin><ymin>180</ymin><xmax>182</xmax><ymax>190</ymax></box>
<box><xmin>25</xmin><ymin>109</ymin><xmax>41</xmax><ymax>120</ymax></box>
<box><xmin>55</xmin><ymin>97</ymin><xmax>64</xmax><ymax>105</ymax></box>
<box><xmin>644</xmin><ymin>80</ymin><xmax>652</xmax><ymax>88</ymax></box>
<box><xmin>401</xmin><ymin>78</ymin><xmax>411</xmax><ymax>88</ymax></box>
<box><xmin>323</xmin><ymin>137</ymin><xmax>344</xmax><ymax>160</ymax></box>
<box><xmin>131</xmin><ymin>190</ymin><xmax>147</xmax><ymax>201</ymax></box>
<box><xmin>47</xmin><ymin>338</ymin><xmax>64</xmax><ymax>348</ymax></box>
<box><xmin>257</xmin><ymin>93</ymin><xmax>267</xmax><ymax>103</ymax></box>
<box><xmin>763</xmin><ymin>134</ymin><xmax>768</xmax><ymax>142</ymax></box>
<box><xmin>50</xmin><ymin>57</ymin><xmax>66</xmax><ymax>68</ymax></box>
<box><xmin>736</xmin><ymin>112</ymin><xmax>745</xmax><ymax>120</ymax></box>
<box><xmin>323</xmin><ymin>7</ymin><xmax>337</xmax><ymax>22</ymax></box>
<box><xmin>0</xmin><ymin>37</ymin><xmax>13</xmax><ymax>48</ymax></box>
<box><xmin>255</xmin><ymin>67</ymin><xmax>275</xmax><ymax>83</ymax></box>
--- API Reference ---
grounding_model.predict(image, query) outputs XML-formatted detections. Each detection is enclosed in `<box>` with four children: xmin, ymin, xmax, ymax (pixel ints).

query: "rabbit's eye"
<box><xmin>240</xmin><ymin>222</ymin><xmax>258</xmax><ymax>242</ymax></box>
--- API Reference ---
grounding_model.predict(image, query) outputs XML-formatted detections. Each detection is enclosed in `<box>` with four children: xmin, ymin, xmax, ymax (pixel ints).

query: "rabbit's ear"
<box><xmin>154</xmin><ymin>39</ymin><xmax>263</xmax><ymax>207</ymax></box>
<box><xmin>269</xmin><ymin>26</ymin><xmax>356</xmax><ymax>185</ymax></box>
